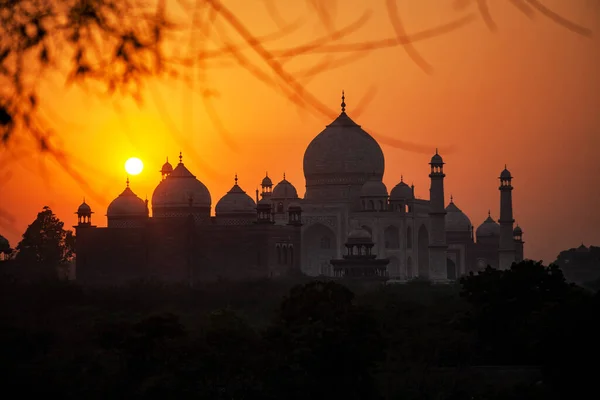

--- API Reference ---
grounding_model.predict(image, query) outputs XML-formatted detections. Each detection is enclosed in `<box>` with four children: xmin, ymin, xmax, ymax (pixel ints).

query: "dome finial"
<box><xmin>265</xmin><ymin>171</ymin><xmax>268</xmax><ymax>177</ymax></box>
<box><xmin>436</xmin><ymin>147</ymin><xmax>439</xmax><ymax>155</ymax></box>
<box><xmin>83</xmin><ymin>196</ymin><xmax>86</xmax><ymax>203</ymax></box>
<box><xmin>341</xmin><ymin>90</ymin><xmax>346</xmax><ymax>112</ymax></box>
<box><xmin>234</xmin><ymin>173</ymin><xmax>238</xmax><ymax>185</ymax></box>
<box><xmin>450</xmin><ymin>194</ymin><xmax>453</xmax><ymax>203</ymax></box>
<box><xmin>126</xmin><ymin>176</ymin><xmax>130</xmax><ymax>188</ymax></box>
<box><xmin>488</xmin><ymin>209</ymin><xmax>491</xmax><ymax>217</ymax></box>
<box><xmin>283</xmin><ymin>172</ymin><xmax>286</xmax><ymax>180</ymax></box>
<box><xmin>179</xmin><ymin>151</ymin><xmax>183</xmax><ymax>164</ymax></box>
<box><xmin>166</xmin><ymin>156</ymin><xmax>169</xmax><ymax>163</ymax></box>
<box><xmin>400</xmin><ymin>174</ymin><xmax>403</xmax><ymax>182</ymax></box>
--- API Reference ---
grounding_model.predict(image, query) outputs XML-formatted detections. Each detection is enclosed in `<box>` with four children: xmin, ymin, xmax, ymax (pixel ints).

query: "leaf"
<box><xmin>0</xmin><ymin>106</ymin><xmax>13</xmax><ymax>126</ymax></box>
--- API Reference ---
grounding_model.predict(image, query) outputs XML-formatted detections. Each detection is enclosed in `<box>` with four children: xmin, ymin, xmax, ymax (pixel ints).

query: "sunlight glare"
<box><xmin>125</xmin><ymin>157</ymin><xmax>144</xmax><ymax>175</ymax></box>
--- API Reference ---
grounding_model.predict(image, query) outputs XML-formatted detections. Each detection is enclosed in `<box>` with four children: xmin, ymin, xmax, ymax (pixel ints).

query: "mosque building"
<box><xmin>74</xmin><ymin>93</ymin><xmax>524</xmax><ymax>284</ymax></box>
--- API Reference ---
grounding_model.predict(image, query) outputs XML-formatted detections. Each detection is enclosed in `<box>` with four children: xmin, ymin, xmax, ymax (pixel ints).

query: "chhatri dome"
<box><xmin>445</xmin><ymin>196</ymin><xmax>472</xmax><ymax>232</ymax></box>
<box><xmin>261</xmin><ymin>173</ymin><xmax>273</xmax><ymax>187</ymax></box>
<box><xmin>390</xmin><ymin>176</ymin><xmax>414</xmax><ymax>200</ymax></box>
<box><xmin>77</xmin><ymin>200</ymin><xmax>92</xmax><ymax>215</ymax></box>
<box><xmin>152</xmin><ymin>152</ymin><xmax>212</xmax><ymax>216</ymax></box>
<box><xmin>215</xmin><ymin>175</ymin><xmax>257</xmax><ymax>216</ymax></box>
<box><xmin>360</xmin><ymin>176</ymin><xmax>388</xmax><ymax>198</ymax></box>
<box><xmin>476</xmin><ymin>211</ymin><xmax>501</xmax><ymax>238</ymax></box>
<box><xmin>107</xmin><ymin>178</ymin><xmax>146</xmax><ymax>217</ymax></box>
<box><xmin>272</xmin><ymin>173</ymin><xmax>299</xmax><ymax>199</ymax></box>
<box><xmin>303</xmin><ymin>92</ymin><xmax>385</xmax><ymax>201</ymax></box>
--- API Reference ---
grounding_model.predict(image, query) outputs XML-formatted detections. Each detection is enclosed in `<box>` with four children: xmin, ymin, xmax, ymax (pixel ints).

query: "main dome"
<box><xmin>303</xmin><ymin>103</ymin><xmax>385</xmax><ymax>187</ymax></box>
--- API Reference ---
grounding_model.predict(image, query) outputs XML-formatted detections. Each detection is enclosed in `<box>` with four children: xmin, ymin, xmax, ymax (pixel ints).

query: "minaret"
<box><xmin>513</xmin><ymin>224</ymin><xmax>524</xmax><ymax>262</ymax></box>
<box><xmin>498</xmin><ymin>165</ymin><xmax>516</xmax><ymax>269</ymax></box>
<box><xmin>428</xmin><ymin>149</ymin><xmax>448</xmax><ymax>281</ymax></box>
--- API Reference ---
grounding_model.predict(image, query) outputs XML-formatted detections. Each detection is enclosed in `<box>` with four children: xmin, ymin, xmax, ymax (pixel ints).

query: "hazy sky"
<box><xmin>1</xmin><ymin>0</ymin><xmax>599</xmax><ymax>263</ymax></box>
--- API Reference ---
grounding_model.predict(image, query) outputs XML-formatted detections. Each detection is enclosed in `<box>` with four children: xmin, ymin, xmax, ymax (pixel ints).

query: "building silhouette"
<box><xmin>75</xmin><ymin>93</ymin><xmax>524</xmax><ymax>283</ymax></box>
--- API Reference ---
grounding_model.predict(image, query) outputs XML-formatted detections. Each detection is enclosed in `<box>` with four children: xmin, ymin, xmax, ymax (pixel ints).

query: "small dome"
<box><xmin>161</xmin><ymin>158</ymin><xmax>173</xmax><ymax>174</ymax></box>
<box><xmin>152</xmin><ymin>158</ymin><xmax>212</xmax><ymax>211</ymax></box>
<box><xmin>513</xmin><ymin>225</ymin><xmax>523</xmax><ymax>235</ymax></box>
<box><xmin>390</xmin><ymin>179</ymin><xmax>413</xmax><ymax>200</ymax></box>
<box><xmin>272</xmin><ymin>176</ymin><xmax>298</xmax><ymax>199</ymax></box>
<box><xmin>261</xmin><ymin>173</ymin><xmax>273</xmax><ymax>187</ymax></box>
<box><xmin>288</xmin><ymin>202</ymin><xmax>302</xmax><ymax>210</ymax></box>
<box><xmin>476</xmin><ymin>212</ymin><xmax>500</xmax><ymax>238</ymax></box>
<box><xmin>348</xmin><ymin>227</ymin><xmax>372</xmax><ymax>240</ymax></box>
<box><xmin>430</xmin><ymin>150</ymin><xmax>443</xmax><ymax>165</ymax></box>
<box><xmin>500</xmin><ymin>166</ymin><xmax>512</xmax><ymax>179</ymax></box>
<box><xmin>360</xmin><ymin>179</ymin><xmax>388</xmax><ymax>198</ymax></box>
<box><xmin>77</xmin><ymin>201</ymin><xmax>92</xmax><ymax>214</ymax></box>
<box><xmin>107</xmin><ymin>184</ymin><xmax>147</xmax><ymax>217</ymax></box>
<box><xmin>445</xmin><ymin>198</ymin><xmax>472</xmax><ymax>232</ymax></box>
<box><xmin>215</xmin><ymin>177</ymin><xmax>256</xmax><ymax>216</ymax></box>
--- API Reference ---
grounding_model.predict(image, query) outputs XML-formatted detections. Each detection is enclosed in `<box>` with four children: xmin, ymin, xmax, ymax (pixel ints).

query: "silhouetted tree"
<box><xmin>265</xmin><ymin>281</ymin><xmax>385</xmax><ymax>400</ymax></box>
<box><xmin>460</xmin><ymin>260</ymin><xmax>574</xmax><ymax>364</ymax></box>
<box><xmin>15</xmin><ymin>206</ymin><xmax>75</xmax><ymax>277</ymax></box>
<box><xmin>0</xmin><ymin>234</ymin><xmax>11</xmax><ymax>259</ymax></box>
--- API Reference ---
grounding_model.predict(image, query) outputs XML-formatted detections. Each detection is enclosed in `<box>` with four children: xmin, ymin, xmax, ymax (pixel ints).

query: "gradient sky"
<box><xmin>1</xmin><ymin>0</ymin><xmax>599</xmax><ymax>263</ymax></box>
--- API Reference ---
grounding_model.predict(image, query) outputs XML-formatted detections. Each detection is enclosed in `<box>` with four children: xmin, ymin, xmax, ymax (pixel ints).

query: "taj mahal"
<box><xmin>74</xmin><ymin>93</ymin><xmax>524</xmax><ymax>284</ymax></box>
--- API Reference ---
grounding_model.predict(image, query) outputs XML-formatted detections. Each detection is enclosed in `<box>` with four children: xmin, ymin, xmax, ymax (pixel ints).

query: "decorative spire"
<box><xmin>126</xmin><ymin>176</ymin><xmax>130</xmax><ymax>188</ymax></box>
<box><xmin>450</xmin><ymin>194</ymin><xmax>453</xmax><ymax>203</ymax></box>
<box><xmin>341</xmin><ymin>90</ymin><xmax>346</xmax><ymax>112</ymax></box>
<box><xmin>435</xmin><ymin>148</ymin><xmax>439</xmax><ymax>155</ymax></box>
<box><xmin>82</xmin><ymin>196</ymin><xmax>86</xmax><ymax>204</ymax></box>
<box><xmin>265</xmin><ymin>171</ymin><xmax>268</xmax><ymax>177</ymax></box>
<box><xmin>234</xmin><ymin>173</ymin><xmax>238</xmax><ymax>185</ymax></box>
<box><xmin>166</xmin><ymin>156</ymin><xmax>169</xmax><ymax>163</ymax></box>
<box><xmin>179</xmin><ymin>151</ymin><xmax>183</xmax><ymax>164</ymax></box>
<box><xmin>283</xmin><ymin>172</ymin><xmax>286</xmax><ymax>180</ymax></box>
<box><xmin>400</xmin><ymin>174</ymin><xmax>403</xmax><ymax>182</ymax></box>
<box><xmin>488</xmin><ymin>209</ymin><xmax>491</xmax><ymax>217</ymax></box>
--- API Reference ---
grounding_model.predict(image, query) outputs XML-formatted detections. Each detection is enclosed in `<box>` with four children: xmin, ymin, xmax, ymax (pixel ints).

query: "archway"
<box><xmin>446</xmin><ymin>258</ymin><xmax>457</xmax><ymax>280</ymax></box>
<box><xmin>388</xmin><ymin>256</ymin><xmax>400</xmax><ymax>278</ymax></box>
<box><xmin>302</xmin><ymin>223</ymin><xmax>337</xmax><ymax>277</ymax></box>
<box><xmin>417</xmin><ymin>225</ymin><xmax>429</xmax><ymax>278</ymax></box>
<box><xmin>384</xmin><ymin>225</ymin><xmax>400</xmax><ymax>249</ymax></box>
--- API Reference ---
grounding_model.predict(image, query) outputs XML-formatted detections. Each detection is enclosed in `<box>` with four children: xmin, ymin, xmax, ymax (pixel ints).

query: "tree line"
<box><xmin>1</xmin><ymin>258</ymin><xmax>598</xmax><ymax>399</ymax></box>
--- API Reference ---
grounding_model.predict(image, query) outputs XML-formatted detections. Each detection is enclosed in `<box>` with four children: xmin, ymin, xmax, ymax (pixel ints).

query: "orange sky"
<box><xmin>1</xmin><ymin>0</ymin><xmax>599</xmax><ymax>264</ymax></box>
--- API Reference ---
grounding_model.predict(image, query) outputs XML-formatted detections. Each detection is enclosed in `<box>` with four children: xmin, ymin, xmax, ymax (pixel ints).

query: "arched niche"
<box><xmin>447</xmin><ymin>258</ymin><xmax>456</xmax><ymax>280</ymax></box>
<box><xmin>384</xmin><ymin>225</ymin><xmax>400</xmax><ymax>249</ymax></box>
<box><xmin>388</xmin><ymin>256</ymin><xmax>400</xmax><ymax>278</ymax></box>
<box><xmin>302</xmin><ymin>223</ymin><xmax>337</xmax><ymax>277</ymax></box>
<box><xmin>417</xmin><ymin>224</ymin><xmax>429</xmax><ymax>278</ymax></box>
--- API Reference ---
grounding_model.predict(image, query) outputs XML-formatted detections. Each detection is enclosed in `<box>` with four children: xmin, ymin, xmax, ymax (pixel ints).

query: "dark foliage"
<box><xmin>0</xmin><ymin>261</ymin><xmax>598</xmax><ymax>399</ymax></box>
<box><xmin>14</xmin><ymin>206</ymin><xmax>74</xmax><ymax>278</ymax></box>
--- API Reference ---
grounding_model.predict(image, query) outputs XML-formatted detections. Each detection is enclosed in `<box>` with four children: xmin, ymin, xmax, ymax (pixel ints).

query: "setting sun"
<box><xmin>125</xmin><ymin>158</ymin><xmax>144</xmax><ymax>176</ymax></box>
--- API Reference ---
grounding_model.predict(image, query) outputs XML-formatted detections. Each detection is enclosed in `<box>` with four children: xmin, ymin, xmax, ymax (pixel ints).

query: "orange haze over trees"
<box><xmin>0</xmin><ymin>0</ymin><xmax>599</xmax><ymax>264</ymax></box>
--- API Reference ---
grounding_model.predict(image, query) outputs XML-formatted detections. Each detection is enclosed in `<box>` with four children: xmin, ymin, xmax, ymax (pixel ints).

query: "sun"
<box><xmin>125</xmin><ymin>157</ymin><xmax>144</xmax><ymax>175</ymax></box>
